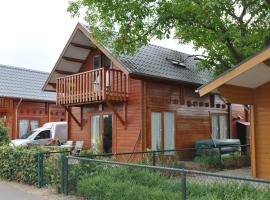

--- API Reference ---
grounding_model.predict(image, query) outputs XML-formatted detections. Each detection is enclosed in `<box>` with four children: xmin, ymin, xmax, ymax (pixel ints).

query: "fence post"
<box><xmin>218</xmin><ymin>147</ymin><xmax>222</xmax><ymax>168</ymax></box>
<box><xmin>152</xmin><ymin>151</ymin><xmax>156</xmax><ymax>166</ymax></box>
<box><xmin>60</xmin><ymin>154</ymin><xmax>68</xmax><ymax>196</ymax></box>
<box><xmin>37</xmin><ymin>153</ymin><xmax>44</xmax><ymax>188</ymax></box>
<box><xmin>181</xmin><ymin>171</ymin><xmax>187</xmax><ymax>200</ymax></box>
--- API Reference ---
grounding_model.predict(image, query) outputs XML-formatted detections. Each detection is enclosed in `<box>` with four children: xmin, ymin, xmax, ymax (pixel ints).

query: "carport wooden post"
<box><xmin>60</xmin><ymin>153</ymin><xmax>68</xmax><ymax>195</ymax></box>
<box><xmin>37</xmin><ymin>153</ymin><xmax>44</xmax><ymax>188</ymax></box>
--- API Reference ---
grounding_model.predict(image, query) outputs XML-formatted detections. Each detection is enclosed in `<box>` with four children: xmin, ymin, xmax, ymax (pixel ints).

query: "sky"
<box><xmin>0</xmin><ymin>0</ymin><xmax>201</xmax><ymax>73</ymax></box>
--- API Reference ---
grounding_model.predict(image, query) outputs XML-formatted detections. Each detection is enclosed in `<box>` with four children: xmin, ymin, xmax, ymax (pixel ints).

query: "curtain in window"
<box><xmin>19</xmin><ymin>120</ymin><xmax>29</xmax><ymax>138</ymax></box>
<box><xmin>91</xmin><ymin>115</ymin><xmax>100</xmax><ymax>151</ymax></box>
<box><xmin>164</xmin><ymin>112</ymin><xmax>175</xmax><ymax>155</ymax></box>
<box><xmin>219</xmin><ymin>115</ymin><xmax>227</xmax><ymax>139</ymax></box>
<box><xmin>30</xmin><ymin>120</ymin><xmax>39</xmax><ymax>131</ymax></box>
<box><xmin>151</xmin><ymin>112</ymin><xmax>162</xmax><ymax>150</ymax></box>
<box><xmin>211</xmin><ymin>115</ymin><xmax>218</xmax><ymax>139</ymax></box>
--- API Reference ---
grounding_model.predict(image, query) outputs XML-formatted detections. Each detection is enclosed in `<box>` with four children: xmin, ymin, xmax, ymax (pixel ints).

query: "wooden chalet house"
<box><xmin>0</xmin><ymin>65</ymin><xmax>66</xmax><ymax>139</ymax></box>
<box><xmin>43</xmin><ymin>23</ymin><xmax>246</xmax><ymax>154</ymax></box>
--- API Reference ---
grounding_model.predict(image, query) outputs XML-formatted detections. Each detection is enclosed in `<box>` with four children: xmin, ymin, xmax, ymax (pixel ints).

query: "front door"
<box><xmin>103</xmin><ymin>114</ymin><xmax>112</xmax><ymax>153</ymax></box>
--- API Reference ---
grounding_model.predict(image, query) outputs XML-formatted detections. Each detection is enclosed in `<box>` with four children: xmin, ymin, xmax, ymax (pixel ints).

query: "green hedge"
<box><xmin>0</xmin><ymin>145</ymin><xmax>42</xmax><ymax>185</ymax></box>
<box><xmin>0</xmin><ymin>145</ymin><xmax>64</xmax><ymax>187</ymax></box>
<box><xmin>0</xmin><ymin>123</ymin><xmax>9</xmax><ymax>146</ymax></box>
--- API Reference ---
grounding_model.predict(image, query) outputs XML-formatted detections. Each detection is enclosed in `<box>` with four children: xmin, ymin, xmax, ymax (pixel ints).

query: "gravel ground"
<box><xmin>0</xmin><ymin>181</ymin><xmax>84</xmax><ymax>200</ymax></box>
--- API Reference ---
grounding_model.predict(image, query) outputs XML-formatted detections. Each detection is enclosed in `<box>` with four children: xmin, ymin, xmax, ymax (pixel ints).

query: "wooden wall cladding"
<box><xmin>253</xmin><ymin>81</ymin><xmax>270</xmax><ymax>178</ymax></box>
<box><xmin>68</xmin><ymin>77</ymin><xmax>143</xmax><ymax>152</ymax></box>
<box><xmin>145</xmin><ymin>81</ymin><xmax>228</xmax><ymax>150</ymax></box>
<box><xmin>0</xmin><ymin>99</ymin><xmax>66</xmax><ymax>139</ymax></box>
<box><xmin>231</xmin><ymin>104</ymin><xmax>248</xmax><ymax>139</ymax></box>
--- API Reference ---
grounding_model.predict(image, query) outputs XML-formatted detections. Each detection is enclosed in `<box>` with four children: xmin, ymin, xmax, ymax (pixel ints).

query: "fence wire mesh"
<box><xmin>63</xmin><ymin>155</ymin><xmax>270</xmax><ymax>200</ymax></box>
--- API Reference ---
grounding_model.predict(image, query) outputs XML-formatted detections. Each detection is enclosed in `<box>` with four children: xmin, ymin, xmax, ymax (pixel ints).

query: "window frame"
<box><xmin>93</xmin><ymin>55</ymin><xmax>101</xmax><ymax>70</ymax></box>
<box><xmin>18</xmin><ymin>118</ymin><xmax>40</xmax><ymax>138</ymax></box>
<box><xmin>149</xmin><ymin>110</ymin><xmax>176</xmax><ymax>151</ymax></box>
<box><xmin>210</xmin><ymin>112</ymin><xmax>228</xmax><ymax>139</ymax></box>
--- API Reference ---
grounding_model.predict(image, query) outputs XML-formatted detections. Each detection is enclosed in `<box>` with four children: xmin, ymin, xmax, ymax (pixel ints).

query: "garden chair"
<box><xmin>72</xmin><ymin>141</ymin><xmax>84</xmax><ymax>155</ymax></box>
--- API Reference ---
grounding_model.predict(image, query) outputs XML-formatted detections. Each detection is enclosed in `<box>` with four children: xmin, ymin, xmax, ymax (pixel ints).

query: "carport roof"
<box><xmin>197</xmin><ymin>46</ymin><xmax>270</xmax><ymax>96</ymax></box>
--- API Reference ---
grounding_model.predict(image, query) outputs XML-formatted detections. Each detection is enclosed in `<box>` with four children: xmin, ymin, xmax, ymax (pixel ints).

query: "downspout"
<box><xmin>227</xmin><ymin>103</ymin><xmax>233</xmax><ymax>139</ymax></box>
<box><xmin>15</xmin><ymin>98</ymin><xmax>23</xmax><ymax>139</ymax></box>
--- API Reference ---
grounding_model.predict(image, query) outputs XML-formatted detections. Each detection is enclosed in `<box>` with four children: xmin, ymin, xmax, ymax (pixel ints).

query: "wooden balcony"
<box><xmin>56</xmin><ymin>68</ymin><xmax>128</xmax><ymax>105</ymax></box>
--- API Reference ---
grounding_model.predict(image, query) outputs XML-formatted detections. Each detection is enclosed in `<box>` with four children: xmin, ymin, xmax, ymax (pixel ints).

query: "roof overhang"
<box><xmin>197</xmin><ymin>46</ymin><xmax>270</xmax><ymax>97</ymax></box>
<box><xmin>43</xmin><ymin>23</ymin><xmax>129</xmax><ymax>92</ymax></box>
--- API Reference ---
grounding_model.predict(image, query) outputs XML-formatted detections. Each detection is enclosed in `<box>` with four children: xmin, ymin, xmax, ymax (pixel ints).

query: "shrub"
<box><xmin>0</xmin><ymin>145</ymin><xmax>42</xmax><ymax>184</ymax></box>
<box><xmin>0</xmin><ymin>123</ymin><xmax>9</xmax><ymax>146</ymax></box>
<box><xmin>193</xmin><ymin>149</ymin><xmax>221</xmax><ymax>169</ymax></box>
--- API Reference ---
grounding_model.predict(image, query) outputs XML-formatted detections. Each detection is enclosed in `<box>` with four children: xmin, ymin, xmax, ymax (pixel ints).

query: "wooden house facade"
<box><xmin>43</xmin><ymin>23</ymin><xmax>246</xmax><ymax>154</ymax></box>
<box><xmin>0</xmin><ymin>65</ymin><xmax>66</xmax><ymax>139</ymax></box>
<box><xmin>198</xmin><ymin>46</ymin><xmax>270</xmax><ymax>179</ymax></box>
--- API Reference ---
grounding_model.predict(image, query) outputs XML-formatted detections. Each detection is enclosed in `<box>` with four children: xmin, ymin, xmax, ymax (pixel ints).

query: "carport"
<box><xmin>197</xmin><ymin>46</ymin><xmax>270</xmax><ymax>179</ymax></box>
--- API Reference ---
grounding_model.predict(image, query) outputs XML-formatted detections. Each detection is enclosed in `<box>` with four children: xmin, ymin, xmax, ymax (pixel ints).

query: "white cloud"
<box><xmin>0</xmin><ymin>0</ymin><xmax>202</xmax><ymax>72</ymax></box>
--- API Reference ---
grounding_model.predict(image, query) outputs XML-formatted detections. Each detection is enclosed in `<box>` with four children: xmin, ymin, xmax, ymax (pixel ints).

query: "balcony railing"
<box><xmin>56</xmin><ymin>68</ymin><xmax>128</xmax><ymax>105</ymax></box>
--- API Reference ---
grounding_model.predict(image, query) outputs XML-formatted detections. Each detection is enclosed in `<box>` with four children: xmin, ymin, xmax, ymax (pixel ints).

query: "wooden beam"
<box><xmin>218</xmin><ymin>84</ymin><xmax>254</xmax><ymax>105</ymax></box>
<box><xmin>70</xmin><ymin>42</ymin><xmax>92</xmax><ymax>50</ymax></box>
<box><xmin>48</xmin><ymin>83</ymin><xmax>56</xmax><ymax>88</ymax></box>
<box><xmin>63</xmin><ymin>56</ymin><xmax>86</xmax><ymax>63</ymax></box>
<box><xmin>55</xmin><ymin>69</ymin><xmax>75</xmax><ymax>75</ymax></box>
<box><xmin>63</xmin><ymin>106</ymin><xmax>82</xmax><ymax>128</ymax></box>
<box><xmin>250</xmin><ymin>105</ymin><xmax>257</xmax><ymax>177</ymax></box>
<box><xmin>105</xmin><ymin>100</ymin><xmax>126</xmax><ymax>126</ymax></box>
<box><xmin>263</xmin><ymin>58</ymin><xmax>270</xmax><ymax>67</ymax></box>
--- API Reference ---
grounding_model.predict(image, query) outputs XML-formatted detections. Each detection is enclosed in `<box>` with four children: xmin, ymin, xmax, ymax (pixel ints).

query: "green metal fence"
<box><xmin>60</xmin><ymin>155</ymin><xmax>270</xmax><ymax>200</ymax></box>
<box><xmin>36</xmin><ymin>151</ymin><xmax>70</xmax><ymax>188</ymax></box>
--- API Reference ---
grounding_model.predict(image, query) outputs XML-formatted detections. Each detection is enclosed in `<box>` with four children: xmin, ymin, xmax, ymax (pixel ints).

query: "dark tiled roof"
<box><xmin>118</xmin><ymin>44</ymin><xmax>212</xmax><ymax>85</ymax></box>
<box><xmin>0</xmin><ymin>64</ymin><xmax>56</xmax><ymax>101</ymax></box>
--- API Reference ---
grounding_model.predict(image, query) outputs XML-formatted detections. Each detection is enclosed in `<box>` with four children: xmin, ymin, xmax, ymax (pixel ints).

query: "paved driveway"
<box><xmin>0</xmin><ymin>181</ymin><xmax>46</xmax><ymax>200</ymax></box>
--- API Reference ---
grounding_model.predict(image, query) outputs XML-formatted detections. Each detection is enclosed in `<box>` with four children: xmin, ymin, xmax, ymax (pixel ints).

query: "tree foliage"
<box><xmin>68</xmin><ymin>0</ymin><xmax>270</xmax><ymax>76</ymax></box>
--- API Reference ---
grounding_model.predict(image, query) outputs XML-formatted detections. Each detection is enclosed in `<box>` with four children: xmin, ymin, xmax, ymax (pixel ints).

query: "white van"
<box><xmin>10</xmin><ymin>122</ymin><xmax>67</xmax><ymax>146</ymax></box>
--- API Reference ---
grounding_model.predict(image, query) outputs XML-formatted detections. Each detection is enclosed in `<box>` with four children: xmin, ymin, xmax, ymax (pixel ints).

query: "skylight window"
<box><xmin>166</xmin><ymin>58</ymin><xmax>186</xmax><ymax>68</ymax></box>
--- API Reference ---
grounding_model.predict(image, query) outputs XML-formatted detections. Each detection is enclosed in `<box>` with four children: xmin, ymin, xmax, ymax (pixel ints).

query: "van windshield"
<box><xmin>20</xmin><ymin>130</ymin><xmax>36</xmax><ymax>139</ymax></box>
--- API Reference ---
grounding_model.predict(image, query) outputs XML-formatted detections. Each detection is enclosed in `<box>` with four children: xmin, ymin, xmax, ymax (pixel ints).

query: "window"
<box><xmin>151</xmin><ymin>111</ymin><xmax>175</xmax><ymax>151</ymax></box>
<box><xmin>164</xmin><ymin>112</ymin><xmax>175</xmax><ymax>152</ymax></box>
<box><xmin>211</xmin><ymin>114</ymin><xmax>228</xmax><ymax>139</ymax></box>
<box><xmin>19</xmin><ymin>119</ymin><xmax>39</xmax><ymax>138</ymax></box>
<box><xmin>19</xmin><ymin>120</ymin><xmax>29</xmax><ymax>138</ymax></box>
<box><xmin>91</xmin><ymin>115</ymin><xmax>100</xmax><ymax>151</ymax></box>
<box><xmin>35</xmin><ymin>130</ymin><xmax>51</xmax><ymax>140</ymax></box>
<box><xmin>93</xmin><ymin>55</ymin><xmax>100</xmax><ymax>69</ymax></box>
<box><xmin>166</xmin><ymin>58</ymin><xmax>186</xmax><ymax>68</ymax></box>
<box><xmin>30</xmin><ymin>120</ymin><xmax>39</xmax><ymax>131</ymax></box>
<box><xmin>102</xmin><ymin>55</ymin><xmax>111</xmax><ymax>69</ymax></box>
<box><xmin>151</xmin><ymin>112</ymin><xmax>162</xmax><ymax>150</ymax></box>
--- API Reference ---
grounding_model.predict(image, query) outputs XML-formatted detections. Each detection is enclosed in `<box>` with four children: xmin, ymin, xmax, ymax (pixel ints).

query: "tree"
<box><xmin>68</xmin><ymin>0</ymin><xmax>270</xmax><ymax>76</ymax></box>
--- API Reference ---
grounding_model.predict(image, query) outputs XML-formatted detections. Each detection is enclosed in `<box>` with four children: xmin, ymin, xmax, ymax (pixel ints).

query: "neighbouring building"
<box><xmin>43</xmin><ymin>23</ymin><xmax>247</xmax><ymax>155</ymax></box>
<box><xmin>0</xmin><ymin>65</ymin><xmax>66</xmax><ymax>139</ymax></box>
<box><xmin>198</xmin><ymin>46</ymin><xmax>270</xmax><ymax>179</ymax></box>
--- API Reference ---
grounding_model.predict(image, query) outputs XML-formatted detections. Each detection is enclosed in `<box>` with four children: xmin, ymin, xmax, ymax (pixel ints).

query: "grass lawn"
<box><xmin>75</xmin><ymin>166</ymin><xmax>270</xmax><ymax>200</ymax></box>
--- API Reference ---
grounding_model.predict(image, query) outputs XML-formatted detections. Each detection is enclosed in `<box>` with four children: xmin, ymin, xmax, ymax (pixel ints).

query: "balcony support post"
<box><xmin>105</xmin><ymin>100</ymin><xmax>126</xmax><ymax>128</ymax></box>
<box><xmin>63</xmin><ymin>106</ymin><xmax>85</xmax><ymax>129</ymax></box>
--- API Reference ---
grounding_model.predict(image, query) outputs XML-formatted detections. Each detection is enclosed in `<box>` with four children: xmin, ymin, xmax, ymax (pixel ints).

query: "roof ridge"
<box><xmin>0</xmin><ymin>64</ymin><xmax>49</xmax><ymax>75</ymax></box>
